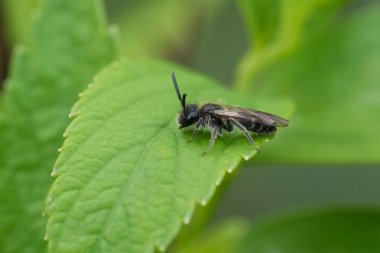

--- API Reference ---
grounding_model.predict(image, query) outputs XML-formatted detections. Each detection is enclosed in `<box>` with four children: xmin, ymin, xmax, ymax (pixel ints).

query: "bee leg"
<box><xmin>187</xmin><ymin>119</ymin><xmax>203</xmax><ymax>143</ymax></box>
<box><xmin>231</xmin><ymin>119</ymin><xmax>260</xmax><ymax>152</ymax></box>
<box><xmin>187</xmin><ymin>128</ymin><xmax>198</xmax><ymax>144</ymax></box>
<box><xmin>201</xmin><ymin>127</ymin><xmax>219</xmax><ymax>155</ymax></box>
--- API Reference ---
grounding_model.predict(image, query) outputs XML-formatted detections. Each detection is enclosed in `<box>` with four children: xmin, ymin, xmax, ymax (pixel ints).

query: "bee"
<box><xmin>172</xmin><ymin>72</ymin><xmax>289</xmax><ymax>155</ymax></box>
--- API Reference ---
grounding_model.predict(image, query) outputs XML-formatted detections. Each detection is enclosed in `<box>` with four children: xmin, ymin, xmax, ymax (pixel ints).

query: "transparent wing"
<box><xmin>213</xmin><ymin>105</ymin><xmax>289</xmax><ymax>127</ymax></box>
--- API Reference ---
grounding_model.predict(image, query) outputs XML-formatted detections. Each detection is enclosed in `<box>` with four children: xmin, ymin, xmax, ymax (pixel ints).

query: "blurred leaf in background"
<box><xmin>0</xmin><ymin>0</ymin><xmax>40</xmax><ymax>85</ymax></box>
<box><xmin>237</xmin><ymin>207</ymin><xmax>380</xmax><ymax>253</ymax></box>
<box><xmin>233</xmin><ymin>0</ymin><xmax>380</xmax><ymax>163</ymax></box>
<box><xmin>173</xmin><ymin>207</ymin><xmax>380</xmax><ymax>253</ymax></box>
<box><xmin>1</xmin><ymin>0</ymin><xmax>40</xmax><ymax>45</ymax></box>
<box><xmin>106</xmin><ymin>0</ymin><xmax>227</xmax><ymax>60</ymax></box>
<box><xmin>0</xmin><ymin>0</ymin><xmax>119</xmax><ymax>252</ymax></box>
<box><xmin>252</xmin><ymin>2</ymin><xmax>380</xmax><ymax>163</ymax></box>
<box><xmin>174</xmin><ymin>219</ymin><xmax>249</xmax><ymax>253</ymax></box>
<box><xmin>235</xmin><ymin>0</ymin><xmax>348</xmax><ymax>88</ymax></box>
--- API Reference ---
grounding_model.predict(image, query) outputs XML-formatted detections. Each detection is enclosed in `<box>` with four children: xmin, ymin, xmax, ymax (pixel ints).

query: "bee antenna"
<box><xmin>181</xmin><ymin>93</ymin><xmax>187</xmax><ymax>108</ymax></box>
<box><xmin>172</xmin><ymin>72</ymin><xmax>186</xmax><ymax>109</ymax></box>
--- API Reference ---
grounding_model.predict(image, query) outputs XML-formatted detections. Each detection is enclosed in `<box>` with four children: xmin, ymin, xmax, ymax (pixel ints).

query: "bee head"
<box><xmin>179</xmin><ymin>104</ymin><xmax>199</xmax><ymax>129</ymax></box>
<box><xmin>172</xmin><ymin>72</ymin><xmax>200</xmax><ymax>128</ymax></box>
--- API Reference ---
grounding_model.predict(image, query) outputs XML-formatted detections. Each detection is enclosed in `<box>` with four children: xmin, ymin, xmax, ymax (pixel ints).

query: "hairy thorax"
<box><xmin>199</xmin><ymin>103</ymin><xmax>222</xmax><ymax>115</ymax></box>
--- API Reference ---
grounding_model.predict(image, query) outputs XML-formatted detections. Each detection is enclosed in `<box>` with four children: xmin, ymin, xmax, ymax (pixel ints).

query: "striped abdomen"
<box><xmin>241</xmin><ymin>121</ymin><xmax>277</xmax><ymax>135</ymax></box>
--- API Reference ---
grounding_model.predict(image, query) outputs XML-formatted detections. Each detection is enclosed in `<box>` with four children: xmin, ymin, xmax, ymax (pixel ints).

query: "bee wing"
<box><xmin>214</xmin><ymin>105</ymin><xmax>289</xmax><ymax>127</ymax></box>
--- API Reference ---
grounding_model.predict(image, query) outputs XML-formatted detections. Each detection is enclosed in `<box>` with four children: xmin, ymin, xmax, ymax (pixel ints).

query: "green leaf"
<box><xmin>0</xmin><ymin>0</ymin><xmax>119</xmax><ymax>252</ymax></box>
<box><xmin>237</xmin><ymin>207</ymin><xmax>380</xmax><ymax>253</ymax></box>
<box><xmin>1</xmin><ymin>0</ymin><xmax>40</xmax><ymax>44</ymax></box>
<box><xmin>237</xmin><ymin>0</ymin><xmax>281</xmax><ymax>48</ymax></box>
<box><xmin>169</xmin><ymin>170</ymin><xmax>239</xmax><ymax>250</ymax></box>
<box><xmin>254</xmin><ymin>3</ymin><xmax>380</xmax><ymax>163</ymax></box>
<box><xmin>112</xmin><ymin>0</ymin><xmax>227</xmax><ymax>57</ymax></box>
<box><xmin>174</xmin><ymin>219</ymin><xmax>249</xmax><ymax>253</ymax></box>
<box><xmin>45</xmin><ymin>59</ymin><xmax>291</xmax><ymax>253</ymax></box>
<box><xmin>235</xmin><ymin>0</ymin><xmax>348</xmax><ymax>89</ymax></box>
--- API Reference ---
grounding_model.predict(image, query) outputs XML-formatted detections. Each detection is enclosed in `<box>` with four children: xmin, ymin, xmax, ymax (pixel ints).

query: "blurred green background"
<box><xmin>1</xmin><ymin>0</ymin><xmax>380</xmax><ymax>252</ymax></box>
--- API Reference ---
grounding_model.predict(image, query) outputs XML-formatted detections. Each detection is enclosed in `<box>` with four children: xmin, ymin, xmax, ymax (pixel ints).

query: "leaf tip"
<box><xmin>242</xmin><ymin>150</ymin><xmax>255</xmax><ymax>161</ymax></box>
<box><xmin>200</xmin><ymin>199</ymin><xmax>208</xmax><ymax>206</ymax></box>
<box><xmin>199</xmin><ymin>185</ymin><xmax>218</xmax><ymax>207</ymax></box>
<box><xmin>215</xmin><ymin>173</ymin><xmax>225</xmax><ymax>186</ymax></box>
<box><xmin>183</xmin><ymin>206</ymin><xmax>195</xmax><ymax>225</ymax></box>
<box><xmin>226</xmin><ymin>167</ymin><xmax>234</xmax><ymax>173</ymax></box>
<box><xmin>46</xmin><ymin>197</ymin><xmax>53</xmax><ymax>204</ymax></box>
<box><xmin>68</xmin><ymin>110</ymin><xmax>80</xmax><ymax>118</ymax></box>
<box><xmin>51</xmin><ymin>167</ymin><xmax>59</xmax><ymax>177</ymax></box>
<box><xmin>62</xmin><ymin>130</ymin><xmax>69</xmax><ymax>138</ymax></box>
<box><xmin>156</xmin><ymin>244</ymin><xmax>166</xmax><ymax>252</ymax></box>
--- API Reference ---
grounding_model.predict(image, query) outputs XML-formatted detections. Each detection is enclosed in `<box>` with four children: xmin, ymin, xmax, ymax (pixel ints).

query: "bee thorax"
<box><xmin>200</xmin><ymin>103</ymin><xmax>222</xmax><ymax>114</ymax></box>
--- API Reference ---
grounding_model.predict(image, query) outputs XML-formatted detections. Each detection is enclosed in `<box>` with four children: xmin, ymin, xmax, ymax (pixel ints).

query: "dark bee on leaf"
<box><xmin>172</xmin><ymin>72</ymin><xmax>289</xmax><ymax>155</ymax></box>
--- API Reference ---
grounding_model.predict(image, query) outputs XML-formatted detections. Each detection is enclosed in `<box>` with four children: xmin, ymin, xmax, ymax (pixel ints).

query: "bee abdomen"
<box><xmin>258</xmin><ymin>125</ymin><xmax>277</xmax><ymax>136</ymax></box>
<box><xmin>242</xmin><ymin>121</ymin><xmax>277</xmax><ymax>135</ymax></box>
